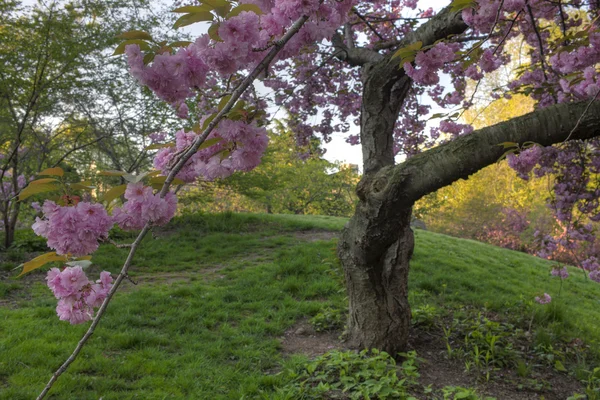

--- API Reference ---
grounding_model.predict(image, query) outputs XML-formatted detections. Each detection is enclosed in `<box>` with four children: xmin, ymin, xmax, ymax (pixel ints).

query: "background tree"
<box><xmin>214</xmin><ymin>121</ymin><xmax>359</xmax><ymax>216</ymax></box>
<box><xmin>0</xmin><ymin>0</ymin><xmax>178</xmax><ymax>248</ymax></box>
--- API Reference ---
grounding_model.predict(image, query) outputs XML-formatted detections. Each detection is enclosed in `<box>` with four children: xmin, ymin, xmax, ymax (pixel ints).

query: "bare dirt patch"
<box><xmin>280</xmin><ymin>319</ymin><xmax>347</xmax><ymax>358</ymax></box>
<box><xmin>292</xmin><ymin>230</ymin><xmax>338</xmax><ymax>242</ymax></box>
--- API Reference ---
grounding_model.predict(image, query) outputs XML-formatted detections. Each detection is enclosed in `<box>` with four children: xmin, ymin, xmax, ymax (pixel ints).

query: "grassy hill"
<box><xmin>0</xmin><ymin>213</ymin><xmax>599</xmax><ymax>399</ymax></box>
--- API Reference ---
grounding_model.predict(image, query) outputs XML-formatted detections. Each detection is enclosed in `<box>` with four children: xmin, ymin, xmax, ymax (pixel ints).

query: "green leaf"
<box><xmin>202</xmin><ymin>114</ymin><xmax>217</xmax><ymax>130</ymax></box>
<box><xmin>102</xmin><ymin>184</ymin><xmax>127</xmax><ymax>204</ymax></box>
<box><xmin>173</xmin><ymin>12</ymin><xmax>214</xmax><ymax>29</ymax></box>
<box><xmin>200</xmin><ymin>0</ymin><xmax>229</xmax><ymax>8</ymax></box>
<box><xmin>143</xmin><ymin>52</ymin><xmax>156</xmax><ymax>65</ymax></box>
<box><xmin>149</xmin><ymin>176</ymin><xmax>185</xmax><ymax>186</ymax></box>
<box><xmin>38</xmin><ymin>167</ymin><xmax>64</xmax><ymax>177</ymax></box>
<box><xmin>226</xmin><ymin>4</ymin><xmax>263</xmax><ymax>18</ymax></box>
<box><xmin>198</xmin><ymin>137</ymin><xmax>223</xmax><ymax>150</ymax></box>
<box><xmin>554</xmin><ymin>360</ymin><xmax>567</xmax><ymax>372</ymax></box>
<box><xmin>29</xmin><ymin>178</ymin><xmax>59</xmax><ymax>185</ymax></box>
<box><xmin>218</xmin><ymin>94</ymin><xmax>232</xmax><ymax>111</ymax></box>
<box><xmin>391</xmin><ymin>41</ymin><xmax>423</xmax><ymax>67</ymax></box>
<box><xmin>208</xmin><ymin>23</ymin><xmax>222</xmax><ymax>42</ymax></box>
<box><xmin>499</xmin><ymin>142</ymin><xmax>519</xmax><ymax>149</ymax></box>
<box><xmin>19</xmin><ymin>183</ymin><xmax>60</xmax><ymax>201</ymax></box>
<box><xmin>113</xmin><ymin>39</ymin><xmax>152</xmax><ymax>56</ymax></box>
<box><xmin>172</xmin><ymin>5</ymin><xmax>214</xmax><ymax>13</ymax></box>
<box><xmin>18</xmin><ymin>252</ymin><xmax>67</xmax><ymax>277</ymax></box>
<box><xmin>170</xmin><ymin>41</ymin><xmax>193</xmax><ymax>48</ymax></box>
<box><xmin>450</xmin><ymin>0</ymin><xmax>477</xmax><ymax>12</ymax></box>
<box><xmin>118</xmin><ymin>30</ymin><xmax>153</xmax><ymax>41</ymax></box>
<box><xmin>145</xmin><ymin>142</ymin><xmax>175</xmax><ymax>151</ymax></box>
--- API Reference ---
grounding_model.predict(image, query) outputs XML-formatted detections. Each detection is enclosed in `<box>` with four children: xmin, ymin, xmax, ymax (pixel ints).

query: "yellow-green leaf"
<box><xmin>208</xmin><ymin>23</ymin><xmax>222</xmax><ymax>42</ymax></box>
<box><xmin>170</xmin><ymin>41</ymin><xmax>193</xmax><ymax>48</ymax></box>
<box><xmin>173</xmin><ymin>5</ymin><xmax>214</xmax><ymax>13</ymax></box>
<box><xmin>218</xmin><ymin>94</ymin><xmax>232</xmax><ymax>111</ymax></box>
<box><xmin>102</xmin><ymin>184</ymin><xmax>128</xmax><ymax>204</ymax></box>
<box><xmin>391</xmin><ymin>41</ymin><xmax>423</xmax><ymax>66</ymax></box>
<box><xmin>143</xmin><ymin>52</ymin><xmax>156</xmax><ymax>65</ymax></box>
<box><xmin>226</xmin><ymin>4</ymin><xmax>263</xmax><ymax>18</ymax></box>
<box><xmin>118</xmin><ymin>30</ymin><xmax>153</xmax><ymax>41</ymax></box>
<box><xmin>450</xmin><ymin>0</ymin><xmax>477</xmax><ymax>12</ymax></box>
<box><xmin>18</xmin><ymin>252</ymin><xmax>67</xmax><ymax>277</ymax></box>
<box><xmin>173</xmin><ymin>12</ymin><xmax>214</xmax><ymax>29</ymax></box>
<box><xmin>149</xmin><ymin>176</ymin><xmax>186</xmax><ymax>186</ymax></box>
<box><xmin>113</xmin><ymin>39</ymin><xmax>152</xmax><ymax>56</ymax></box>
<box><xmin>29</xmin><ymin>178</ymin><xmax>59</xmax><ymax>185</ymax></box>
<box><xmin>18</xmin><ymin>183</ymin><xmax>60</xmax><ymax>201</ymax></box>
<box><xmin>198</xmin><ymin>137</ymin><xmax>223</xmax><ymax>150</ymax></box>
<box><xmin>147</xmin><ymin>170</ymin><xmax>162</xmax><ymax>178</ymax></box>
<box><xmin>554</xmin><ymin>360</ymin><xmax>567</xmax><ymax>372</ymax></box>
<box><xmin>38</xmin><ymin>167</ymin><xmax>64</xmax><ymax>177</ymax></box>
<box><xmin>200</xmin><ymin>0</ymin><xmax>228</xmax><ymax>7</ymax></box>
<box><xmin>145</xmin><ymin>142</ymin><xmax>175</xmax><ymax>151</ymax></box>
<box><xmin>202</xmin><ymin>114</ymin><xmax>217</xmax><ymax>130</ymax></box>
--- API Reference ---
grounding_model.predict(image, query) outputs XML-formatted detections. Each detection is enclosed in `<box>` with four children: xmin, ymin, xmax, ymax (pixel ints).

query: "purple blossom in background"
<box><xmin>551</xmin><ymin>266</ymin><xmax>569</xmax><ymax>279</ymax></box>
<box><xmin>535</xmin><ymin>293</ymin><xmax>552</xmax><ymax>304</ymax></box>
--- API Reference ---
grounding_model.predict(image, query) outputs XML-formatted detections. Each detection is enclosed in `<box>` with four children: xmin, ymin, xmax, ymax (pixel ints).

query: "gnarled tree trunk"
<box><xmin>334</xmin><ymin>6</ymin><xmax>600</xmax><ymax>354</ymax></box>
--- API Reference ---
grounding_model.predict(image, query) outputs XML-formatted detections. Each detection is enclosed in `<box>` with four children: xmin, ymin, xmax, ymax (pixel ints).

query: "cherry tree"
<box><xmin>18</xmin><ymin>0</ymin><xmax>600</xmax><ymax>397</ymax></box>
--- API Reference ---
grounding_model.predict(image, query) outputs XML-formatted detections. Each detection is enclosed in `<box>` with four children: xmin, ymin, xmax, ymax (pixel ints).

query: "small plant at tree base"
<box><xmin>274</xmin><ymin>349</ymin><xmax>420</xmax><ymax>399</ymax></box>
<box><xmin>310</xmin><ymin>307</ymin><xmax>345</xmax><ymax>332</ymax></box>
<box><xmin>440</xmin><ymin>385</ymin><xmax>495</xmax><ymax>400</ymax></box>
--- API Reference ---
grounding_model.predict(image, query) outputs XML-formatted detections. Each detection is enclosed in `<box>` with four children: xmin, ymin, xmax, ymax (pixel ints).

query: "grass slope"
<box><xmin>0</xmin><ymin>212</ymin><xmax>599</xmax><ymax>399</ymax></box>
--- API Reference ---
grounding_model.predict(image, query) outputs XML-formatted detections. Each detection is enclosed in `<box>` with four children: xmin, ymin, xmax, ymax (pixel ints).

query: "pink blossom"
<box><xmin>535</xmin><ymin>293</ymin><xmax>552</xmax><ymax>304</ymax></box>
<box><xmin>32</xmin><ymin>201</ymin><xmax>113</xmax><ymax>256</ymax></box>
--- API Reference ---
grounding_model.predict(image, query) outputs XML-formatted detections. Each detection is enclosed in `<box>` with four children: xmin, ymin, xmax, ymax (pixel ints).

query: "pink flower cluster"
<box><xmin>113</xmin><ymin>183</ymin><xmax>177</xmax><ymax>231</ymax></box>
<box><xmin>32</xmin><ymin>201</ymin><xmax>113</xmax><ymax>256</ymax></box>
<box><xmin>403</xmin><ymin>43</ymin><xmax>457</xmax><ymax>86</ymax></box>
<box><xmin>153</xmin><ymin>120</ymin><xmax>268</xmax><ymax>182</ymax></box>
<box><xmin>47</xmin><ymin>267</ymin><xmax>113</xmax><ymax>324</ymax></box>
<box><xmin>535</xmin><ymin>293</ymin><xmax>552</xmax><ymax>304</ymax></box>
<box><xmin>126</xmin><ymin>1</ymin><xmax>353</xmax><ymax>116</ymax></box>
<box><xmin>506</xmin><ymin>146</ymin><xmax>543</xmax><ymax>180</ymax></box>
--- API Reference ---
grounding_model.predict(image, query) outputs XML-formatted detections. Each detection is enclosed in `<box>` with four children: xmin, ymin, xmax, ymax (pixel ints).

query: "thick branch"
<box><xmin>359</xmin><ymin>6</ymin><xmax>468</xmax><ymax>175</ymax></box>
<box><xmin>331</xmin><ymin>33</ymin><xmax>383</xmax><ymax>66</ymax></box>
<box><xmin>376</xmin><ymin>100</ymin><xmax>600</xmax><ymax>209</ymax></box>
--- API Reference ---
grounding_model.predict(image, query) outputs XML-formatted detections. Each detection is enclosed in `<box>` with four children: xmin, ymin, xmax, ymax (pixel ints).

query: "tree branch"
<box><xmin>369</xmin><ymin>100</ymin><xmax>600</xmax><ymax>209</ymax></box>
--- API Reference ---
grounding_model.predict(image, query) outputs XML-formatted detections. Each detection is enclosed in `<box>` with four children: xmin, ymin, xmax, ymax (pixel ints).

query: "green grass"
<box><xmin>0</xmin><ymin>212</ymin><xmax>599</xmax><ymax>399</ymax></box>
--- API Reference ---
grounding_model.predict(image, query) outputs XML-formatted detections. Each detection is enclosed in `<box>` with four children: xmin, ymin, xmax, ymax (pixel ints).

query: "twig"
<box><xmin>563</xmin><ymin>90</ymin><xmax>600</xmax><ymax>143</ymax></box>
<box><xmin>353</xmin><ymin>9</ymin><xmax>385</xmax><ymax>41</ymax></box>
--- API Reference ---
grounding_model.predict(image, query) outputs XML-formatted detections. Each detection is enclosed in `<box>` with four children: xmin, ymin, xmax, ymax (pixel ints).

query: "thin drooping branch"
<box><xmin>36</xmin><ymin>13</ymin><xmax>311</xmax><ymax>400</ymax></box>
<box><xmin>375</xmin><ymin>100</ymin><xmax>600</xmax><ymax>209</ymax></box>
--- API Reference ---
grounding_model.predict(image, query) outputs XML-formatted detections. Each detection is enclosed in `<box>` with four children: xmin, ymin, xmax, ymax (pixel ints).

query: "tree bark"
<box><xmin>336</xmin><ymin>6</ymin><xmax>468</xmax><ymax>355</ymax></box>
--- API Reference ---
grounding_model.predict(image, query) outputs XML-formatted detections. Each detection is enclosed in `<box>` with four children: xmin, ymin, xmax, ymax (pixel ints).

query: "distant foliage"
<box><xmin>179</xmin><ymin>124</ymin><xmax>360</xmax><ymax>217</ymax></box>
